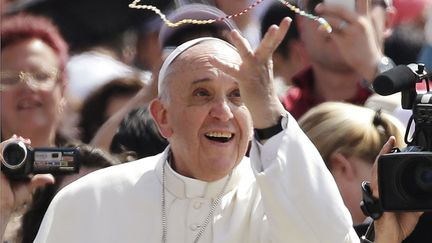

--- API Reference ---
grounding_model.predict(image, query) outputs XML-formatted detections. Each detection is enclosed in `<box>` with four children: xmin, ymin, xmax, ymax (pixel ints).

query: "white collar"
<box><xmin>155</xmin><ymin>146</ymin><xmax>243</xmax><ymax>199</ymax></box>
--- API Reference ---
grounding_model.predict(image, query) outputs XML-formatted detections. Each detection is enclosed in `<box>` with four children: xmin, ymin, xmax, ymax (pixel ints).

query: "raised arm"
<box><xmin>212</xmin><ymin>17</ymin><xmax>360</xmax><ymax>243</ymax></box>
<box><xmin>210</xmin><ymin>18</ymin><xmax>290</xmax><ymax>134</ymax></box>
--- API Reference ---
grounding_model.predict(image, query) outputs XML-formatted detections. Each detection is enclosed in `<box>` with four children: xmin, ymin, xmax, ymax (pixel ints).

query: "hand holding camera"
<box><xmin>373</xmin><ymin>63</ymin><xmax>432</xmax><ymax>212</ymax></box>
<box><xmin>1</xmin><ymin>137</ymin><xmax>80</xmax><ymax>180</ymax></box>
<box><xmin>367</xmin><ymin>137</ymin><xmax>424</xmax><ymax>243</ymax></box>
<box><xmin>358</xmin><ymin>64</ymin><xmax>431</xmax><ymax>242</ymax></box>
<box><xmin>0</xmin><ymin>136</ymin><xmax>56</xmax><ymax>240</ymax></box>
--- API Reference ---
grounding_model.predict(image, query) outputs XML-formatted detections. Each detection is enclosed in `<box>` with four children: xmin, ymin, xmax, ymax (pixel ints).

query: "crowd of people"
<box><xmin>1</xmin><ymin>0</ymin><xmax>431</xmax><ymax>242</ymax></box>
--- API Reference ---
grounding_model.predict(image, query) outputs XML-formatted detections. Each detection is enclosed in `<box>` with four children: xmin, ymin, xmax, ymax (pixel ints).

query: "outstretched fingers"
<box><xmin>255</xmin><ymin>17</ymin><xmax>292</xmax><ymax>62</ymax></box>
<box><xmin>228</xmin><ymin>29</ymin><xmax>254</xmax><ymax>62</ymax></box>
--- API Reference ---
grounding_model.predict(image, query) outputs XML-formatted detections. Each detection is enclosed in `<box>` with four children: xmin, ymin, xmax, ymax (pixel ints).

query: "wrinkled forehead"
<box><xmin>158</xmin><ymin>37</ymin><xmax>239</xmax><ymax>94</ymax></box>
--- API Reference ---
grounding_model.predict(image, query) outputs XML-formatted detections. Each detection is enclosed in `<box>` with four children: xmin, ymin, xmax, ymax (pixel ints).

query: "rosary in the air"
<box><xmin>128</xmin><ymin>0</ymin><xmax>333</xmax><ymax>33</ymax></box>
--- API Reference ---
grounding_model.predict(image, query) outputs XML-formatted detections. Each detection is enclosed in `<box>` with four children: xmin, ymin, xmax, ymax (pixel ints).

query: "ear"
<box><xmin>58</xmin><ymin>69</ymin><xmax>69</xmax><ymax>96</ymax></box>
<box><xmin>328</xmin><ymin>152</ymin><xmax>356</xmax><ymax>181</ymax></box>
<box><xmin>57</xmin><ymin>78</ymin><xmax>67</xmax><ymax>114</ymax></box>
<box><xmin>149</xmin><ymin>99</ymin><xmax>173</xmax><ymax>138</ymax></box>
<box><xmin>57</xmin><ymin>78</ymin><xmax>67</xmax><ymax>98</ymax></box>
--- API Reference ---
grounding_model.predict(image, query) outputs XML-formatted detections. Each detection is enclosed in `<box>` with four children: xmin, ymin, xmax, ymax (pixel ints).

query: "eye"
<box><xmin>228</xmin><ymin>88</ymin><xmax>243</xmax><ymax>105</ymax></box>
<box><xmin>228</xmin><ymin>89</ymin><xmax>241</xmax><ymax>98</ymax></box>
<box><xmin>32</xmin><ymin>72</ymin><xmax>51</xmax><ymax>82</ymax></box>
<box><xmin>193</xmin><ymin>88</ymin><xmax>210</xmax><ymax>97</ymax></box>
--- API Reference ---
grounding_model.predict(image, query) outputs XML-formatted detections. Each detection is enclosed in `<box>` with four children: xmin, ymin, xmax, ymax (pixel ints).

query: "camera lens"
<box><xmin>2</xmin><ymin>141</ymin><xmax>27</xmax><ymax>168</ymax></box>
<box><xmin>415</xmin><ymin>163</ymin><xmax>432</xmax><ymax>193</ymax></box>
<box><xmin>400</xmin><ymin>160</ymin><xmax>432</xmax><ymax>201</ymax></box>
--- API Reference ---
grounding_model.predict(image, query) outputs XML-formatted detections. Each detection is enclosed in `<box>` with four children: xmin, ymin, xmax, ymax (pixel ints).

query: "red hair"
<box><xmin>1</xmin><ymin>13</ymin><xmax>69</xmax><ymax>81</ymax></box>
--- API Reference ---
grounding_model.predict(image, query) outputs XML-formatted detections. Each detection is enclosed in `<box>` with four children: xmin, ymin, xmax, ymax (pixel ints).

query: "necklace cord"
<box><xmin>129</xmin><ymin>0</ymin><xmax>332</xmax><ymax>33</ymax></box>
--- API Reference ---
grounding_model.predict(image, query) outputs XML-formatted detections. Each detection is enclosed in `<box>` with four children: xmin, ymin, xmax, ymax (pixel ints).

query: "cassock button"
<box><xmin>193</xmin><ymin>202</ymin><xmax>202</xmax><ymax>209</ymax></box>
<box><xmin>190</xmin><ymin>224</ymin><xmax>201</xmax><ymax>231</ymax></box>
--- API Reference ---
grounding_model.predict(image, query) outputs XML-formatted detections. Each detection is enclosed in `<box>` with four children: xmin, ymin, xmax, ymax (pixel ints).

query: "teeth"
<box><xmin>205</xmin><ymin>131</ymin><xmax>232</xmax><ymax>138</ymax></box>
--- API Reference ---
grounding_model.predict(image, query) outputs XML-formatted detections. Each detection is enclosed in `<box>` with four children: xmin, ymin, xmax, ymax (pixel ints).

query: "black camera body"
<box><xmin>374</xmin><ymin>63</ymin><xmax>432</xmax><ymax>211</ymax></box>
<box><xmin>378</xmin><ymin>150</ymin><xmax>432</xmax><ymax>211</ymax></box>
<box><xmin>1</xmin><ymin>141</ymin><xmax>80</xmax><ymax>180</ymax></box>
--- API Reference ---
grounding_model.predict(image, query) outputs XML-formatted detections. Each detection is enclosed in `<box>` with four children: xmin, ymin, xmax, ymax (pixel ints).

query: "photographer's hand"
<box><xmin>0</xmin><ymin>136</ymin><xmax>54</xmax><ymax>240</ymax></box>
<box><xmin>371</xmin><ymin>136</ymin><xmax>423</xmax><ymax>243</ymax></box>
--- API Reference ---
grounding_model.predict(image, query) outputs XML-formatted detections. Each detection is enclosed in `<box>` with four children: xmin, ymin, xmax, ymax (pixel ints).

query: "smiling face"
<box><xmin>0</xmin><ymin>38</ymin><xmax>64</xmax><ymax>145</ymax></box>
<box><xmin>150</xmin><ymin>40</ymin><xmax>253</xmax><ymax>181</ymax></box>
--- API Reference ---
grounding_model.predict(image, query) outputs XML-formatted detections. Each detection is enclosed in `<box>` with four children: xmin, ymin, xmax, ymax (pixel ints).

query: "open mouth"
<box><xmin>205</xmin><ymin>131</ymin><xmax>234</xmax><ymax>143</ymax></box>
<box><xmin>17</xmin><ymin>99</ymin><xmax>42</xmax><ymax>110</ymax></box>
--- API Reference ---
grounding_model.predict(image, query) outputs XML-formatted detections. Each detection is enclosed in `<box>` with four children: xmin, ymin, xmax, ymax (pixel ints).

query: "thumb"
<box><xmin>371</xmin><ymin>136</ymin><xmax>395</xmax><ymax>198</ymax></box>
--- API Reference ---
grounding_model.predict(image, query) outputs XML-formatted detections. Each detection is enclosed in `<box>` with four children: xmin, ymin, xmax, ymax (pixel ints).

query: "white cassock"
<box><xmin>34</xmin><ymin>113</ymin><xmax>360</xmax><ymax>243</ymax></box>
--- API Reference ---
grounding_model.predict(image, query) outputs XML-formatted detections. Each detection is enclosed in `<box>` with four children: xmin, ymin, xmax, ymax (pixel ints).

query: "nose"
<box><xmin>209</xmin><ymin>97</ymin><xmax>234</xmax><ymax>122</ymax></box>
<box><xmin>12</xmin><ymin>80</ymin><xmax>39</xmax><ymax>94</ymax></box>
<box><xmin>19</xmin><ymin>78</ymin><xmax>39</xmax><ymax>91</ymax></box>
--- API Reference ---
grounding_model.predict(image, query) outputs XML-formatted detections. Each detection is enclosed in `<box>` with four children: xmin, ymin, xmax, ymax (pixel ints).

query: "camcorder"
<box><xmin>1</xmin><ymin>141</ymin><xmax>80</xmax><ymax>180</ymax></box>
<box><xmin>373</xmin><ymin>63</ymin><xmax>432</xmax><ymax>211</ymax></box>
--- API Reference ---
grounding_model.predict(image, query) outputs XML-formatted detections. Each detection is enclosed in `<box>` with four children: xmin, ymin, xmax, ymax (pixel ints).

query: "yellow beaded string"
<box><xmin>129</xmin><ymin>0</ymin><xmax>216</xmax><ymax>27</ymax></box>
<box><xmin>129</xmin><ymin>0</ymin><xmax>333</xmax><ymax>33</ymax></box>
<box><xmin>277</xmin><ymin>0</ymin><xmax>332</xmax><ymax>33</ymax></box>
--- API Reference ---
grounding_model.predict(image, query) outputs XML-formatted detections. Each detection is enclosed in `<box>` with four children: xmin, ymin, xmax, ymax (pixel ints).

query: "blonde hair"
<box><xmin>298</xmin><ymin>102</ymin><xmax>406</xmax><ymax>168</ymax></box>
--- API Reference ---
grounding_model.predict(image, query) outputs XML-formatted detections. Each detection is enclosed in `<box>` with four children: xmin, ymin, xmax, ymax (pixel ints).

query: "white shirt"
<box><xmin>34</xmin><ymin>114</ymin><xmax>359</xmax><ymax>243</ymax></box>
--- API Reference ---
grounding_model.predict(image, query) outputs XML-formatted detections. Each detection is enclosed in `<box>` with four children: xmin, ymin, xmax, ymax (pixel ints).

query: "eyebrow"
<box><xmin>189</xmin><ymin>77</ymin><xmax>239</xmax><ymax>88</ymax></box>
<box><xmin>191</xmin><ymin>78</ymin><xmax>211</xmax><ymax>86</ymax></box>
